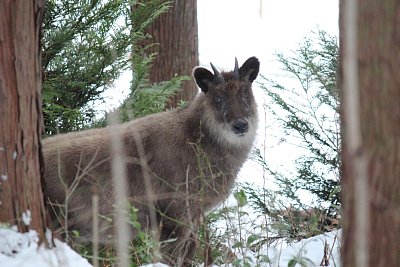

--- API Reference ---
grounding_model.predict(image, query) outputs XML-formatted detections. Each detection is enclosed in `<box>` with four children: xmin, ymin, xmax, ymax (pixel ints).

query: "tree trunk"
<box><xmin>146</xmin><ymin>0</ymin><xmax>199</xmax><ymax>108</ymax></box>
<box><xmin>340</xmin><ymin>0</ymin><xmax>400</xmax><ymax>266</ymax></box>
<box><xmin>0</xmin><ymin>0</ymin><xmax>48</xmax><ymax>243</ymax></box>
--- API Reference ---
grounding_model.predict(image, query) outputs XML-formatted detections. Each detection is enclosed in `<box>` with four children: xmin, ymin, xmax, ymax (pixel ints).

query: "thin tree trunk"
<box><xmin>146</xmin><ymin>0</ymin><xmax>199</xmax><ymax>108</ymax></box>
<box><xmin>0</xmin><ymin>0</ymin><xmax>48</xmax><ymax>243</ymax></box>
<box><xmin>340</xmin><ymin>0</ymin><xmax>400</xmax><ymax>266</ymax></box>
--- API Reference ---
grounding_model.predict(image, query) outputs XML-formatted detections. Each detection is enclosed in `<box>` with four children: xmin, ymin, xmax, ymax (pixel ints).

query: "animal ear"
<box><xmin>239</xmin><ymin>56</ymin><xmax>260</xmax><ymax>83</ymax></box>
<box><xmin>193</xmin><ymin>67</ymin><xmax>214</xmax><ymax>93</ymax></box>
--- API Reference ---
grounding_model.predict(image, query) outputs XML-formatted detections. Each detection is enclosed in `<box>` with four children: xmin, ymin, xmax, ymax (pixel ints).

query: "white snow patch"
<box><xmin>0</xmin><ymin>228</ymin><xmax>92</xmax><ymax>267</ymax></box>
<box><xmin>13</xmin><ymin>151</ymin><xmax>17</xmax><ymax>160</ymax></box>
<box><xmin>0</xmin><ymin>228</ymin><xmax>168</xmax><ymax>267</ymax></box>
<box><xmin>271</xmin><ymin>229</ymin><xmax>341</xmax><ymax>266</ymax></box>
<box><xmin>0</xmin><ymin>228</ymin><xmax>38</xmax><ymax>257</ymax></box>
<box><xmin>21</xmin><ymin>210</ymin><xmax>32</xmax><ymax>226</ymax></box>
<box><xmin>45</xmin><ymin>228</ymin><xmax>54</xmax><ymax>248</ymax></box>
<box><xmin>225</xmin><ymin>229</ymin><xmax>342</xmax><ymax>267</ymax></box>
<box><xmin>1</xmin><ymin>174</ymin><xmax>7</xmax><ymax>181</ymax></box>
<box><xmin>0</xmin><ymin>147</ymin><xmax>4</xmax><ymax>152</ymax></box>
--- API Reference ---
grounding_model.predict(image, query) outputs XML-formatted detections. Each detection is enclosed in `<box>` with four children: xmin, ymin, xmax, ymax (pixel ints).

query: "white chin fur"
<box><xmin>204</xmin><ymin>111</ymin><xmax>258</xmax><ymax>148</ymax></box>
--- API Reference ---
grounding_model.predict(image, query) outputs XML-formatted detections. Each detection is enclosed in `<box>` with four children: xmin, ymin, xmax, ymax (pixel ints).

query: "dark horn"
<box><xmin>233</xmin><ymin>57</ymin><xmax>240</xmax><ymax>80</ymax></box>
<box><xmin>210</xmin><ymin>62</ymin><xmax>224</xmax><ymax>83</ymax></box>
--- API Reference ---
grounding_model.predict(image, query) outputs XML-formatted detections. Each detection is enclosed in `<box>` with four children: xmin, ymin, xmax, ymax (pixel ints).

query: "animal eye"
<box><xmin>215</xmin><ymin>96</ymin><xmax>222</xmax><ymax>103</ymax></box>
<box><xmin>243</xmin><ymin>90</ymin><xmax>249</xmax><ymax>98</ymax></box>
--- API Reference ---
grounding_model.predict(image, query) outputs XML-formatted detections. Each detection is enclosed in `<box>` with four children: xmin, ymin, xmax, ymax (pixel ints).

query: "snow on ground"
<box><xmin>0</xmin><ymin>227</ymin><xmax>91</xmax><ymax>267</ymax></box>
<box><xmin>207</xmin><ymin>229</ymin><xmax>341</xmax><ymax>267</ymax></box>
<box><xmin>0</xmin><ymin>226</ymin><xmax>340</xmax><ymax>267</ymax></box>
<box><xmin>264</xmin><ymin>229</ymin><xmax>341</xmax><ymax>267</ymax></box>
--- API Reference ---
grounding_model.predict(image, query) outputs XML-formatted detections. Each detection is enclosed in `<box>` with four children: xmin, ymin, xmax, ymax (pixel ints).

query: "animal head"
<box><xmin>193</xmin><ymin>57</ymin><xmax>260</xmax><ymax>146</ymax></box>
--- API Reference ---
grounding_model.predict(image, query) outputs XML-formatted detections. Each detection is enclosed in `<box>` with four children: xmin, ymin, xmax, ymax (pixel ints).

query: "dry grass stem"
<box><xmin>92</xmin><ymin>190</ymin><xmax>99</xmax><ymax>267</ymax></box>
<box><xmin>132</xmin><ymin>131</ymin><xmax>160</xmax><ymax>260</ymax></box>
<box><xmin>108</xmin><ymin>111</ymin><xmax>129</xmax><ymax>267</ymax></box>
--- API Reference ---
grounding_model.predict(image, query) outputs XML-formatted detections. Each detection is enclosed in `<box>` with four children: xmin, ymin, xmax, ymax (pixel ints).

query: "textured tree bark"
<box><xmin>0</xmin><ymin>0</ymin><xmax>48</xmax><ymax>243</ymax></box>
<box><xmin>340</xmin><ymin>0</ymin><xmax>400</xmax><ymax>266</ymax></box>
<box><xmin>146</xmin><ymin>0</ymin><xmax>199</xmax><ymax>108</ymax></box>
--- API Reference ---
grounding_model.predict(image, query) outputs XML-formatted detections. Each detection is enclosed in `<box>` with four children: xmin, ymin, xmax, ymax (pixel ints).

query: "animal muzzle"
<box><xmin>232</xmin><ymin>119</ymin><xmax>248</xmax><ymax>135</ymax></box>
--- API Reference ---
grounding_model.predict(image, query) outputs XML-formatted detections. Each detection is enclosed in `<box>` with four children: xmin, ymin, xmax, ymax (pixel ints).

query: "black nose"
<box><xmin>232</xmin><ymin>119</ymin><xmax>248</xmax><ymax>135</ymax></box>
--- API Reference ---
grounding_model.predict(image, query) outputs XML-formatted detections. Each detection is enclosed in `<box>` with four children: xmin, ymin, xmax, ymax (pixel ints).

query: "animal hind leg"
<box><xmin>159</xmin><ymin>217</ymin><xmax>199</xmax><ymax>267</ymax></box>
